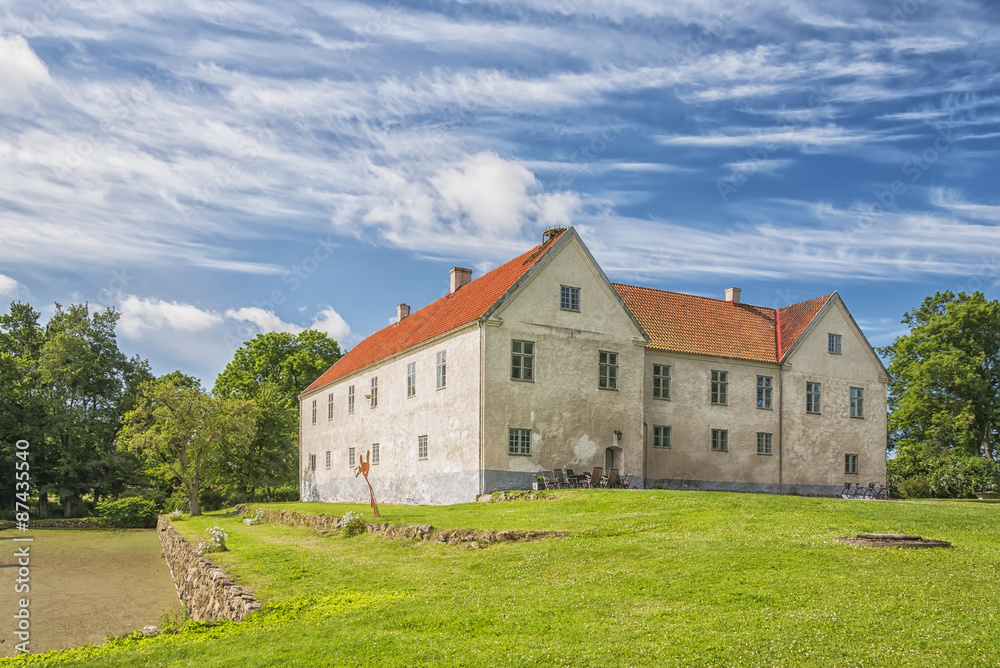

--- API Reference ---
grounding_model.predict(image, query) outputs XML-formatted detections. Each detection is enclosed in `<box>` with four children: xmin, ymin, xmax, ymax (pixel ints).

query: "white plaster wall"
<box><xmin>299</xmin><ymin>324</ymin><xmax>482</xmax><ymax>505</ymax></box>
<box><xmin>642</xmin><ymin>352</ymin><xmax>782</xmax><ymax>490</ymax></box>
<box><xmin>482</xmin><ymin>237</ymin><xmax>645</xmax><ymax>490</ymax></box>
<box><xmin>781</xmin><ymin>302</ymin><xmax>888</xmax><ymax>493</ymax></box>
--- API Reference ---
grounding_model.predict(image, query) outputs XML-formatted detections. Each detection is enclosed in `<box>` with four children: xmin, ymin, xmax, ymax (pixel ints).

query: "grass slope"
<box><xmin>4</xmin><ymin>491</ymin><xmax>999</xmax><ymax>667</ymax></box>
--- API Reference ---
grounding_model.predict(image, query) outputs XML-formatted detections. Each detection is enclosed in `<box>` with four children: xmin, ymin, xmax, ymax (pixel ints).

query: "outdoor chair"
<box><xmin>585</xmin><ymin>466</ymin><xmax>602</xmax><ymax>489</ymax></box>
<box><xmin>542</xmin><ymin>472</ymin><xmax>556</xmax><ymax>490</ymax></box>
<box><xmin>552</xmin><ymin>469</ymin><xmax>568</xmax><ymax>489</ymax></box>
<box><xmin>621</xmin><ymin>473</ymin><xmax>633</xmax><ymax>489</ymax></box>
<box><xmin>605</xmin><ymin>468</ymin><xmax>620</xmax><ymax>489</ymax></box>
<box><xmin>565</xmin><ymin>468</ymin><xmax>578</xmax><ymax>488</ymax></box>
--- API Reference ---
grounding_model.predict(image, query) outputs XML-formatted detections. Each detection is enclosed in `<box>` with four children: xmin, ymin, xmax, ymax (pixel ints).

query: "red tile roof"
<box><xmin>302</xmin><ymin>231</ymin><xmax>567</xmax><ymax>395</ymax></box>
<box><xmin>614</xmin><ymin>284</ymin><xmax>833</xmax><ymax>364</ymax></box>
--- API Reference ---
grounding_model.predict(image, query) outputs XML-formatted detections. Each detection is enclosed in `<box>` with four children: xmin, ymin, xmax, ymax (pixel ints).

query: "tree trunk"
<box><xmin>38</xmin><ymin>492</ymin><xmax>48</xmax><ymax>519</ymax></box>
<box><xmin>62</xmin><ymin>495</ymin><xmax>76</xmax><ymax>518</ymax></box>
<box><xmin>187</xmin><ymin>485</ymin><xmax>200</xmax><ymax>517</ymax></box>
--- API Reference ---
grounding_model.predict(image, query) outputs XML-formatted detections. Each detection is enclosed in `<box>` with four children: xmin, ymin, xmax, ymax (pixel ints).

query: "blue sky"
<box><xmin>1</xmin><ymin>0</ymin><xmax>998</xmax><ymax>386</ymax></box>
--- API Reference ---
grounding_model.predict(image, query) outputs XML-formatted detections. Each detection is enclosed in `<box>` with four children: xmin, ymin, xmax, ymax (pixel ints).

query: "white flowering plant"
<box><xmin>197</xmin><ymin>526</ymin><xmax>228</xmax><ymax>555</ymax></box>
<box><xmin>242</xmin><ymin>508</ymin><xmax>265</xmax><ymax>526</ymax></box>
<box><xmin>338</xmin><ymin>511</ymin><xmax>366</xmax><ymax>537</ymax></box>
<box><xmin>166</xmin><ymin>509</ymin><xmax>185</xmax><ymax>521</ymax></box>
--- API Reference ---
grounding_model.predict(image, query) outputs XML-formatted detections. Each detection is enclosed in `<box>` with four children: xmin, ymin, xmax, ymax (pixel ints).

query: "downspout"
<box><xmin>479</xmin><ymin>321</ymin><xmax>486</xmax><ymax>496</ymax></box>
<box><xmin>776</xmin><ymin>309</ymin><xmax>784</xmax><ymax>495</ymax></box>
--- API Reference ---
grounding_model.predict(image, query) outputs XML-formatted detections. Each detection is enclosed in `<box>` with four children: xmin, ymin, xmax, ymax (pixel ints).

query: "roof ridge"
<box><xmin>614</xmin><ymin>282</ymin><xmax>776</xmax><ymax>313</ymax></box>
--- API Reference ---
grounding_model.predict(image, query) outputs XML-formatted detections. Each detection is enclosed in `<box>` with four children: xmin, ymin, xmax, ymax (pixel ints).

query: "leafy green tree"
<box><xmin>37</xmin><ymin>304</ymin><xmax>151</xmax><ymax>516</ymax></box>
<box><xmin>212</xmin><ymin>330</ymin><xmax>342</xmax><ymax>501</ymax></box>
<box><xmin>882</xmin><ymin>291</ymin><xmax>1000</xmax><ymax>462</ymax></box>
<box><xmin>120</xmin><ymin>375</ymin><xmax>257</xmax><ymax>516</ymax></box>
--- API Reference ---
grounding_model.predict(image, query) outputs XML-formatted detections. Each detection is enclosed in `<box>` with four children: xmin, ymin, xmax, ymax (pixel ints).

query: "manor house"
<box><xmin>299</xmin><ymin>228</ymin><xmax>887</xmax><ymax>505</ymax></box>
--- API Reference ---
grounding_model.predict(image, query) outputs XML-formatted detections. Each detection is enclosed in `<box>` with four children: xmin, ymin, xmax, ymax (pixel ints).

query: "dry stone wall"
<box><xmin>237</xmin><ymin>505</ymin><xmax>563</xmax><ymax>547</ymax></box>
<box><xmin>156</xmin><ymin>516</ymin><xmax>261</xmax><ymax>622</ymax></box>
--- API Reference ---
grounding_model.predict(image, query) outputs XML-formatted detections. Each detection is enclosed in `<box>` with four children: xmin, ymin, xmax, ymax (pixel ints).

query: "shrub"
<box><xmin>337</xmin><ymin>511</ymin><xmax>366</xmax><ymax>537</ymax></box>
<box><xmin>198</xmin><ymin>488</ymin><xmax>225</xmax><ymax>512</ymax></box>
<box><xmin>96</xmin><ymin>497</ymin><xmax>159</xmax><ymax>528</ymax></box>
<box><xmin>271</xmin><ymin>485</ymin><xmax>299</xmax><ymax>502</ymax></box>
<box><xmin>163</xmin><ymin>490</ymin><xmax>191</xmax><ymax>514</ymax></box>
<box><xmin>897</xmin><ymin>476</ymin><xmax>932</xmax><ymax>499</ymax></box>
<box><xmin>242</xmin><ymin>508</ymin><xmax>265</xmax><ymax>526</ymax></box>
<box><xmin>166</xmin><ymin>509</ymin><xmax>185</xmax><ymax>521</ymax></box>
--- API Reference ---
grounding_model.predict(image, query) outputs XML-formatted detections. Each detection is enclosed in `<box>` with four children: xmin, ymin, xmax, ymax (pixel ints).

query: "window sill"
<box><xmin>510</xmin><ymin>378</ymin><xmax>535</xmax><ymax>383</ymax></box>
<box><xmin>756</xmin><ymin>452</ymin><xmax>773</xmax><ymax>456</ymax></box>
<box><xmin>850</xmin><ymin>415</ymin><xmax>865</xmax><ymax>419</ymax></box>
<box><xmin>598</xmin><ymin>387</ymin><xmax>619</xmax><ymax>391</ymax></box>
<box><xmin>653</xmin><ymin>396</ymin><xmax>671</xmax><ymax>401</ymax></box>
<box><xmin>756</xmin><ymin>406</ymin><xmax>773</xmax><ymax>411</ymax></box>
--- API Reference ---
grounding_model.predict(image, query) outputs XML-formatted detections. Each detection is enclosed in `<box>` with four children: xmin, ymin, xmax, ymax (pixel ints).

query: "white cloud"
<box><xmin>432</xmin><ymin>152</ymin><xmax>537</xmax><ymax>236</ymax></box>
<box><xmin>119</xmin><ymin>296</ymin><xmax>223</xmax><ymax>338</ymax></box>
<box><xmin>0</xmin><ymin>35</ymin><xmax>50</xmax><ymax>104</ymax></box>
<box><xmin>225</xmin><ymin>307</ymin><xmax>303</xmax><ymax>334</ymax></box>
<box><xmin>0</xmin><ymin>273</ymin><xmax>26</xmax><ymax>298</ymax></box>
<box><xmin>310</xmin><ymin>307</ymin><xmax>350</xmax><ymax>340</ymax></box>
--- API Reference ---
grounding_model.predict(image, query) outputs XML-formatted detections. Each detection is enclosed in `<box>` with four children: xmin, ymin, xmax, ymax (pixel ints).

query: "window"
<box><xmin>348</xmin><ymin>385</ymin><xmax>354</xmax><ymax>414</ymax></box>
<box><xmin>757</xmin><ymin>376</ymin><xmax>773</xmax><ymax>409</ymax></box>
<box><xmin>845</xmin><ymin>453</ymin><xmax>859</xmax><ymax>475</ymax></box>
<box><xmin>653</xmin><ymin>425</ymin><xmax>671</xmax><ymax>449</ymax></box>
<box><xmin>511</xmin><ymin>340</ymin><xmax>535</xmax><ymax>381</ymax></box>
<box><xmin>327</xmin><ymin>393</ymin><xmax>334</xmax><ymax>420</ymax></box>
<box><xmin>598</xmin><ymin>351</ymin><xmax>618</xmax><ymax>390</ymax></box>
<box><xmin>711</xmin><ymin>370</ymin><xmax>728</xmax><ymax>405</ymax></box>
<box><xmin>407</xmin><ymin>362</ymin><xmax>416</xmax><ymax>397</ymax></box>
<box><xmin>349</xmin><ymin>447</ymin><xmax>356</xmax><ymax>468</ymax></box>
<box><xmin>309</xmin><ymin>454</ymin><xmax>316</xmax><ymax>471</ymax></box>
<box><xmin>560</xmin><ymin>285</ymin><xmax>581</xmax><ymax>312</ymax></box>
<box><xmin>711</xmin><ymin>429</ymin><xmax>729</xmax><ymax>452</ymax></box>
<box><xmin>652</xmin><ymin>365</ymin><xmax>671</xmax><ymax>400</ymax></box>
<box><xmin>850</xmin><ymin>387</ymin><xmax>865</xmax><ymax>418</ymax></box>
<box><xmin>372</xmin><ymin>443</ymin><xmax>380</xmax><ymax>465</ymax></box>
<box><xmin>311</xmin><ymin>399</ymin><xmax>317</xmax><ymax>425</ymax></box>
<box><xmin>418</xmin><ymin>435</ymin><xmax>428</xmax><ymax>460</ymax></box>
<box><xmin>828</xmin><ymin>333</ymin><xmax>842</xmax><ymax>354</ymax></box>
<box><xmin>370</xmin><ymin>377</ymin><xmax>378</xmax><ymax>408</ymax></box>
<box><xmin>757</xmin><ymin>432</ymin><xmax>773</xmax><ymax>455</ymax></box>
<box><xmin>436</xmin><ymin>351</ymin><xmax>447</xmax><ymax>389</ymax></box>
<box><xmin>508</xmin><ymin>428</ymin><xmax>532</xmax><ymax>456</ymax></box>
<box><xmin>806</xmin><ymin>382</ymin><xmax>822</xmax><ymax>414</ymax></box>
<box><xmin>324</xmin><ymin>450</ymin><xmax>331</xmax><ymax>469</ymax></box>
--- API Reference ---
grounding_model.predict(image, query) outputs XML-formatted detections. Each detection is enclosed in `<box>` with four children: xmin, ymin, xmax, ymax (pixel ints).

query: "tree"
<box><xmin>37</xmin><ymin>304</ymin><xmax>151</xmax><ymax>516</ymax></box>
<box><xmin>212</xmin><ymin>330</ymin><xmax>342</xmax><ymax>501</ymax></box>
<box><xmin>120</xmin><ymin>375</ymin><xmax>257</xmax><ymax>516</ymax></box>
<box><xmin>882</xmin><ymin>291</ymin><xmax>1000</xmax><ymax>462</ymax></box>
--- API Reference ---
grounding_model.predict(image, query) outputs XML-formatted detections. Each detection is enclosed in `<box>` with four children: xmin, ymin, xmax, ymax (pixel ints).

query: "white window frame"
<box><xmin>757</xmin><ymin>376</ymin><xmax>772</xmax><ymax>409</ymax></box>
<box><xmin>348</xmin><ymin>385</ymin><xmax>355</xmax><ymax>414</ymax></box>
<box><xmin>370</xmin><ymin>377</ymin><xmax>378</xmax><ymax>408</ymax></box>
<box><xmin>845</xmin><ymin>453</ymin><xmax>859</xmax><ymax>475</ymax></box>
<box><xmin>327</xmin><ymin>392</ymin><xmax>334</xmax><ymax>420</ymax></box>
<box><xmin>309</xmin><ymin>453</ymin><xmax>316</xmax><ymax>471</ymax></box>
<box><xmin>828</xmin><ymin>333</ymin><xmax>842</xmax><ymax>354</ymax></box>
<box><xmin>324</xmin><ymin>450</ymin><xmax>331</xmax><ymax>469</ymax></box>
<box><xmin>436</xmin><ymin>351</ymin><xmax>447</xmax><ymax>389</ymax></box>
<box><xmin>598</xmin><ymin>350</ymin><xmax>619</xmax><ymax>390</ymax></box>
<box><xmin>407</xmin><ymin>362</ymin><xmax>416</xmax><ymax>398</ymax></box>
<box><xmin>757</xmin><ymin>432</ymin><xmax>773</xmax><ymax>456</ymax></box>
<box><xmin>711</xmin><ymin>429</ymin><xmax>729</xmax><ymax>452</ymax></box>
<box><xmin>418</xmin><ymin>435</ymin><xmax>428</xmax><ymax>460</ymax></box>
<box><xmin>652</xmin><ymin>364</ymin><xmax>671</xmax><ymax>400</ymax></box>
<box><xmin>508</xmin><ymin>428</ymin><xmax>532</xmax><ymax>456</ymax></box>
<box><xmin>560</xmin><ymin>285</ymin><xmax>581</xmax><ymax>312</ymax></box>
<box><xmin>653</xmin><ymin>425</ymin><xmax>671</xmax><ymax>449</ymax></box>
<box><xmin>348</xmin><ymin>447</ymin><xmax>356</xmax><ymax>468</ymax></box>
<box><xmin>511</xmin><ymin>340</ymin><xmax>535</xmax><ymax>382</ymax></box>
<box><xmin>311</xmin><ymin>399</ymin><xmax>317</xmax><ymax>425</ymax></box>
<box><xmin>711</xmin><ymin>370</ymin><xmax>728</xmax><ymax>405</ymax></box>
<box><xmin>806</xmin><ymin>381</ymin><xmax>822</xmax><ymax>414</ymax></box>
<box><xmin>372</xmin><ymin>443</ymin><xmax>379</xmax><ymax>465</ymax></box>
<box><xmin>850</xmin><ymin>387</ymin><xmax>865</xmax><ymax>418</ymax></box>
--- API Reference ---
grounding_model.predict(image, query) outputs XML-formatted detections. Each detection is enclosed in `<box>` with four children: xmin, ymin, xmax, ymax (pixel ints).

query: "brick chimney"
<box><xmin>450</xmin><ymin>267</ymin><xmax>473</xmax><ymax>293</ymax></box>
<box><xmin>725</xmin><ymin>287</ymin><xmax>742</xmax><ymax>304</ymax></box>
<box><xmin>397</xmin><ymin>303</ymin><xmax>410</xmax><ymax>322</ymax></box>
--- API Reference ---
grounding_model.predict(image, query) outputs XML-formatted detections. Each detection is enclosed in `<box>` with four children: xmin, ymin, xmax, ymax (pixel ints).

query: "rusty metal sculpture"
<box><xmin>354</xmin><ymin>449</ymin><xmax>381</xmax><ymax>518</ymax></box>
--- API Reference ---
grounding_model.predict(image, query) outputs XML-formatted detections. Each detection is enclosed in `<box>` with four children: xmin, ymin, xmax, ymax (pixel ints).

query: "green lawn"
<box><xmin>4</xmin><ymin>491</ymin><xmax>999</xmax><ymax>667</ymax></box>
